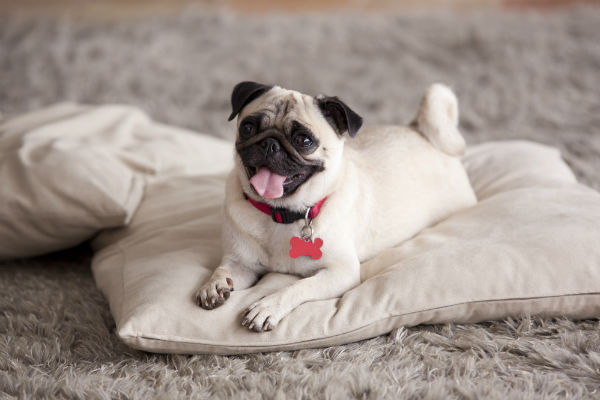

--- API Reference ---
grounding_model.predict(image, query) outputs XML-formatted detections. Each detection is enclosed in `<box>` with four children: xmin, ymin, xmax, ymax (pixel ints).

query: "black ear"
<box><xmin>316</xmin><ymin>96</ymin><xmax>363</xmax><ymax>138</ymax></box>
<box><xmin>228</xmin><ymin>81</ymin><xmax>273</xmax><ymax>121</ymax></box>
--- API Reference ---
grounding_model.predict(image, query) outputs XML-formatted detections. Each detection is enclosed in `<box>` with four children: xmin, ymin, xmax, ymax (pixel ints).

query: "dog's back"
<box><xmin>344</xmin><ymin>86</ymin><xmax>477</xmax><ymax>260</ymax></box>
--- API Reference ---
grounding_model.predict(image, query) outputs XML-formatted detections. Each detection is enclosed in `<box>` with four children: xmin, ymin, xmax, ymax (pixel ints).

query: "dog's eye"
<box><xmin>293</xmin><ymin>134</ymin><xmax>313</xmax><ymax>148</ymax></box>
<box><xmin>240</xmin><ymin>121</ymin><xmax>256</xmax><ymax>138</ymax></box>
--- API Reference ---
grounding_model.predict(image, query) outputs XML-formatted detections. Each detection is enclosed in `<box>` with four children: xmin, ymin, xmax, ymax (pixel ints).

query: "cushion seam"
<box><xmin>121</xmin><ymin>292</ymin><xmax>600</xmax><ymax>348</ymax></box>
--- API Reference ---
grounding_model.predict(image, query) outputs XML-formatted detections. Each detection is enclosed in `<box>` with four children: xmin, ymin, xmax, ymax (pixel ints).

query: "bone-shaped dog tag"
<box><xmin>289</xmin><ymin>236</ymin><xmax>323</xmax><ymax>260</ymax></box>
<box><xmin>289</xmin><ymin>206</ymin><xmax>323</xmax><ymax>260</ymax></box>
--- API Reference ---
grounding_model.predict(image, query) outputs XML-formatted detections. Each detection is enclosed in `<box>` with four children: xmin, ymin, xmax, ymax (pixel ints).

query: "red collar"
<box><xmin>244</xmin><ymin>194</ymin><xmax>327</xmax><ymax>224</ymax></box>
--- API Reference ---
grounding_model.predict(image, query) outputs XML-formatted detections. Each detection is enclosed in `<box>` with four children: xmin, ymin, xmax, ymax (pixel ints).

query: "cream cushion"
<box><xmin>92</xmin><ymin>139</ymin><xmax>600</xmax><ymax>354</ymax></box>
<box><xmin>3</xmin><ymin>104</ymin><xmax>599</xmax><ymax>355</ymax></box>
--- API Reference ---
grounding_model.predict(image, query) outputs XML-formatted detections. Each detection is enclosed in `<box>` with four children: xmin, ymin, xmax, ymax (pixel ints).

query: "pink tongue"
<box><xmin>250</xmin><ymin>167</ymin><xmax>287</xmax><ymax>199</ymax></box>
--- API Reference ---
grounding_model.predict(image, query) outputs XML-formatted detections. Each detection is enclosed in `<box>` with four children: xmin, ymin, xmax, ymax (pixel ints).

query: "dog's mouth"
<box><xmin>246</xmin><ymin>165</ymin><xmax>316</xmax><ymax>199</ymax></box>
<box><xmin>284</xmin><ymin>171</ymin><xmax>308</xmax><ymax>185</ymax></box>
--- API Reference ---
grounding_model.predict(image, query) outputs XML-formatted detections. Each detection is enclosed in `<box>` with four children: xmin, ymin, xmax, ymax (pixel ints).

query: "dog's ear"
<box><xmin>228</xmin><ymin>81</ymin><xmax>273</xmax><ymax>121</ymax></box>
<box><xmin>316</xmin><ymin>95</ymin><xmax>363</xmax><ymax>138</ymax></box>
<box><xmin>411</xmin><ymin>83</ymin><xmax>465</xmax><ymax>157</ymax></box>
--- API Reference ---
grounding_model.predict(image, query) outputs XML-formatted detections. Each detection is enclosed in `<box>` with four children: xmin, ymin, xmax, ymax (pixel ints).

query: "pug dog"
<box><xmin>196</xmin><ymin>81</ymin><xmax>477</xmax><ymax>332</ymax></box>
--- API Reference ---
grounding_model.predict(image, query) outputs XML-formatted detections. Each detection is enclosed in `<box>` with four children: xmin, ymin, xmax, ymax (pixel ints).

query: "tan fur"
<box><xmin>196</xmin><ymin>84</ymin><xmax>477</xmax><ymax>331</ymax></box>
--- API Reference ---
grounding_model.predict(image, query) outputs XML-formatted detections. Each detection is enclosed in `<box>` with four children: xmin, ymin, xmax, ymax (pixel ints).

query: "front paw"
<box><xmin>242</xmin><ymin>295</ymin><xmax>287</xmax><ymax>332</ymax></box>
<box><xmin>195</xmin><ymin>277</ymin><xmax>234</xmax><ymax>310</ymax></box>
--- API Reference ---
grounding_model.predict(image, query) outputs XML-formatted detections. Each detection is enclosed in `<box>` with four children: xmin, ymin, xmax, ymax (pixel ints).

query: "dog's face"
<box><xmin>229</xmin><ymin>81</ymin><xmax>362</xmax><ymax>206</ymax></box>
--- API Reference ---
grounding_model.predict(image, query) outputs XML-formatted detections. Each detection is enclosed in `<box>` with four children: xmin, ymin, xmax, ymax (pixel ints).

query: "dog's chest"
<box><xmin>266</xmin><ymin>223</ymin><xmax>324</xmax><ymax>275</ymax></box>
<box><xmin>235</xmin><ymin>212</ymin><xmax>322</xmax><ymax>276</ymax></box>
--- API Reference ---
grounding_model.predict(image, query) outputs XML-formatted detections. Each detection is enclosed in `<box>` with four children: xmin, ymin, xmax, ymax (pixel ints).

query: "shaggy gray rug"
<box><xmin>1</xmin><ymin>6</ymin><xmax>600</xmax><ymax>399</ymax></box>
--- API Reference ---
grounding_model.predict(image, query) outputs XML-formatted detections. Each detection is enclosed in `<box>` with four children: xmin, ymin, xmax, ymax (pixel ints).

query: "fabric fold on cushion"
<box><xmin>0</xmin><ymin>103</ymin><xmax>232</xmax><ymax>260</ymax></box>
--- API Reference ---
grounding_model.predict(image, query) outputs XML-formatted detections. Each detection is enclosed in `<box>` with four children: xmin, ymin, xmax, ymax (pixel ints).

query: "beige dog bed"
<box><xmin>2</xmin><ymin>104</ymin><xmax>599</xmax><ymax>354</ymax></box>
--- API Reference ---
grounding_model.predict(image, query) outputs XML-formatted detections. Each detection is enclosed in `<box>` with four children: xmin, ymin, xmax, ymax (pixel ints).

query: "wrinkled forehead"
<box><xmin>239</xmin><ymin>87</ymin><xmax>319</xmax><ymax>128</ymax></box>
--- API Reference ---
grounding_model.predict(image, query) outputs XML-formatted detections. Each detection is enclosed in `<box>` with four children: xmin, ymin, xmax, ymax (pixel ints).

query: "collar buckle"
<box><xmin>269</xmin><ymin>207</ymin><xmax>303</xmax><ymax>224</ymax></box>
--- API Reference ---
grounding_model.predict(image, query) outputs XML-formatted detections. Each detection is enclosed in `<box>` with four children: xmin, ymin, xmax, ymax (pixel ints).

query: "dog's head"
<box><xmin>229</xmin><ymin>81</ymin><xmax>362</xmax><ymax>206</ymax></box>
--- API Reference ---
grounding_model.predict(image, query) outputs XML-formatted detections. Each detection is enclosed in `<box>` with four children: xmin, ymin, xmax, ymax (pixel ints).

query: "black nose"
<box><xmin>260</xmin><ymin>138</ymin><xmax>281</xmax><ymax>156</ymax></box>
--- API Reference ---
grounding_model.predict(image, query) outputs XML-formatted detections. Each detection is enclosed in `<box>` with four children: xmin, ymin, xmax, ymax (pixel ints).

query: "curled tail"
<box><xmin>411</xmin><ymin>83</ymin><xmax>465</xmax><ymax>157</ymax></box>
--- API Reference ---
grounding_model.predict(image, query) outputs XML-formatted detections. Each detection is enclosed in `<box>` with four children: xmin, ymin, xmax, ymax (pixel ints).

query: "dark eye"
<box><xmin>293</xmin><ymin>134</ymin><xmax>313</xmax><ymax>148</ymax></box>
<box><xmin>240</xmin><ymin>121</ymin><xmax>256</xmax><ymax>138</ymax></box>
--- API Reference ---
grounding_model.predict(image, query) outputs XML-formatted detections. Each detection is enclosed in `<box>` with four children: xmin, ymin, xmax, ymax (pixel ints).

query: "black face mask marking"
<box><xmin>236</xmin><ymin>116</ymin><xmax>324</xmax><ymax>197</ymax></box>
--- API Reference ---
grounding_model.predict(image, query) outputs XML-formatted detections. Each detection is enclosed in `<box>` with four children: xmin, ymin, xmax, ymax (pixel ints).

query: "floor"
<box><xmin>0</xmin><ymin>0</ymin><xmax>595</xmax><ymax>21</ymax></box>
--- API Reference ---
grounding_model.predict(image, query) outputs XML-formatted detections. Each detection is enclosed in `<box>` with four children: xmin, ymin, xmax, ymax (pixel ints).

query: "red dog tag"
<box><xmin>289</xmin><ymin>236</ymin><xmax>323</xmax><ymax>260</ymax></box>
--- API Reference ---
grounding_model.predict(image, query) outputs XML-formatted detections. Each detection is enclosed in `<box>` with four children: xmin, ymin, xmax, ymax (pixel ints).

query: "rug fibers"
<box><xmin>0</xmin><ymin>6</ymin><xmax>599</xmax><ymax>399</ymax></box>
